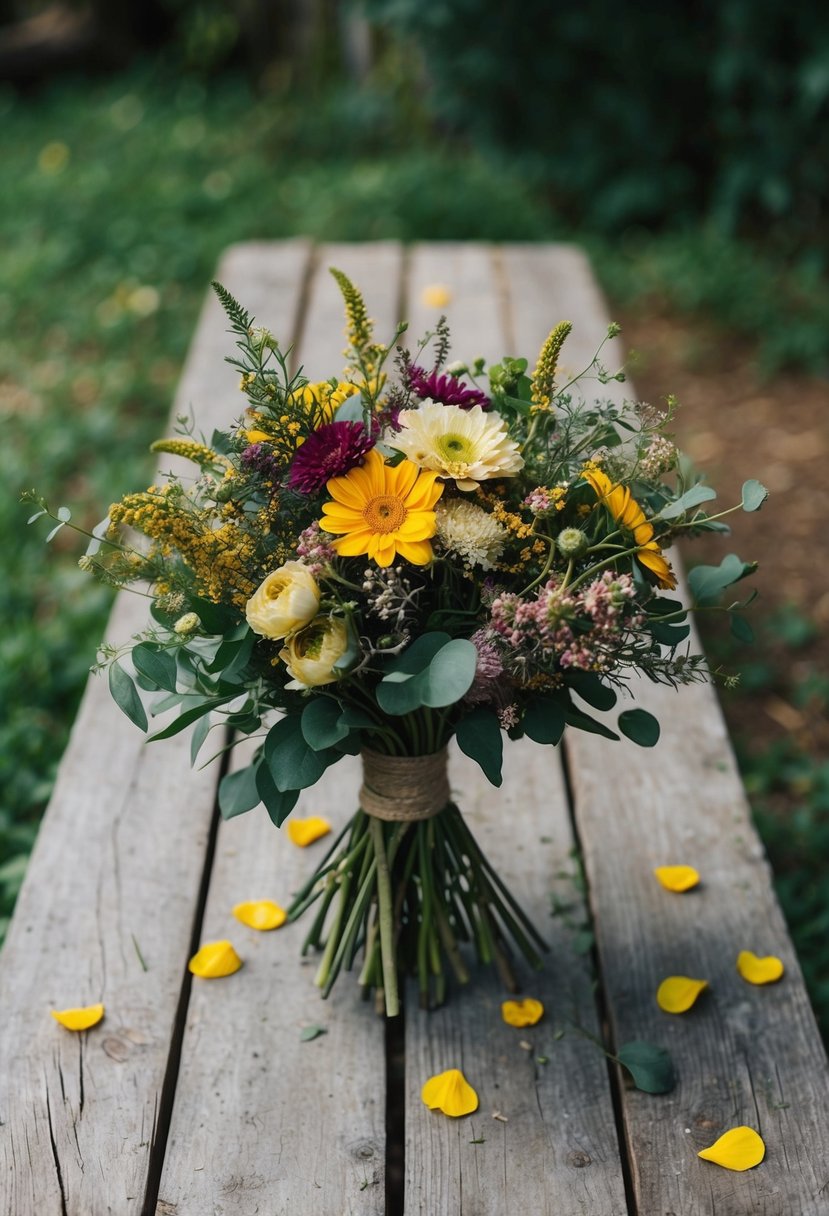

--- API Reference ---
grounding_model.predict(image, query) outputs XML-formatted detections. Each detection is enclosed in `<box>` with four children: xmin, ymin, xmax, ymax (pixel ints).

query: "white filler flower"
<box><xmin>390</xmin><ymin>401</ymin><xmax>523</xmax><ymax>491</ymax></box>
<box><xmin>435</xmin><ymin>499</ymin><xmax>507</xmax><ymax>570</ymax></box>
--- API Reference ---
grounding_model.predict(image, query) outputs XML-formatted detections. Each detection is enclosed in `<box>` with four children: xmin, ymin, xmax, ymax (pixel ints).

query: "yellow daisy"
<box><xmin>582</xmin><ymin>466</ymin><xmax>676</xmax><ymax>589</ymax></box>
<box><xmin>319</xmin><ymin>448</ymin><xmax>443</xmax><ymax>567</ymax></box>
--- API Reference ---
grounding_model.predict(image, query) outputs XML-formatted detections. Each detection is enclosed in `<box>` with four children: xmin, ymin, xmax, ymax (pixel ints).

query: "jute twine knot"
<box><xmin>359</xmin><ymin>747</ymin><xmax>450</xmax><ymax>823</ymax></box>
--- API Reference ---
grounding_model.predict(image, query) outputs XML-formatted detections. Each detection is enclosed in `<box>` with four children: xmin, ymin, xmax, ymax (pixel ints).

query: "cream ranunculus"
<box><xmin>245</xmin><ymin>561</ymin><xmax>320</xmax><ymax>640</ymax></box>
<box><xmin>280</xmin><ymin>616</ymin><xmax>350</xmax><ymax>688</ymax></box>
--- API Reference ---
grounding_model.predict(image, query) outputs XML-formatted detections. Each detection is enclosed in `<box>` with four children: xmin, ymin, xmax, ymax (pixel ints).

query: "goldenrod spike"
<box><xmin>531</xmin><ymin>320</ymin><xmax>572</xmax><ymax>412</ymax></box>
<box><xmin>330</xmin><ymin>267</ymin><xmax>373</xmax><ymax>355</ymax></box>
<box><xmin>150</xmin><ymin>438</ymin><xmax>229</xmax><ymax>469</ymax></box>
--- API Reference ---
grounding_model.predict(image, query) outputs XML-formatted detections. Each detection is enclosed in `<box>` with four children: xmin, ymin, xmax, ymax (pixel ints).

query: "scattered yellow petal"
<box><xmin>286</xmin><ymin>816</ymin><xmax>332</xmax><ymax>848</ymax></box>
<box><xmin>421</xmin><ymin>284</ymin><xmax>451</xmax><ymax>309</ymax></box>
<box><xmin>188</xmin><ymin>940</ymin><xmax>243</xmax><ymax>978</ymax></box>
<box><xmin>421</xmin><ymin>1068</ymin><xmax>478</xmax><ymax>1117</ymax></box>
<box><xmin>51</xmin><ymin>1003</ymin><xmax>104</xmax><ymax>1031</ymax></box>
<box><xmin>656</xmin><ymin>975</ymin><xmax>709</xmax><ymax>1013</ymax></box>
<box><xmin>654</xmin><ymin>864</ymin><xmax>700</xmax><ymax>892</ymax></box>
<box><xmin>737</xmin><ymin>950</ymin><xmax>784</xmax><ymax>985</ymax></box>
<box><xmin>698</xmin><ymin>1126</ymin><xmax>765</xmax><ymax>1171</ymax></box>
<box><xmin>501</xmin><ymin>998</ymin><xmax>544</xmax><ymax>1027</ymax></box>
<box><xmin>232</xmin><ymin>900</ymin><xmax>287</xmax><ymax>931</ymax></box>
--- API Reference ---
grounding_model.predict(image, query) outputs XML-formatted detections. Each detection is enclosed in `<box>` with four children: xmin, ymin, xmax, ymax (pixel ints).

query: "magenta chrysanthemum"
<box><xmin>289</xmin><ymin>421</ymin><xmax>374</xmax><ymax>494</ymax></box>
<box><xmin>409</xmin><ymin>366</ymin><xmax>490</xmax><ymax>410</ymax></box>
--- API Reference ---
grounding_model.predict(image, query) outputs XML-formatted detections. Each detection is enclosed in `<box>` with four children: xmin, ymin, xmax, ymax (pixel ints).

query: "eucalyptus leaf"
<box><xmin>658</xmin><ymin>484</ymin><xmax>716</xmax><ymax>520</ymax></box>
<box><xmin>219</xmin><ymin>763</ymin><xmax>261</xmax><ymax>819</ymax></box>
<box><xmin>616</xmin><ymin>1041</ymin><xmax>676</xmax><ymax>1094</ymax></box>
<box><xmin>255</xmin><ymin>761</ymin><xmax>299</xmax><ymax>827</ymax></box>
<box><xmin>456</xmin><ymin>708</ymin><xmax>503</xmax><ymax>787</ymax></box>
<box><xmin>147</xmin><ymin>694</ymin><xmax>237</xmax><ymax>741</ymax></box>
<box><xmin>132</xmin><ymin>643</ymin><xmax>178</xmax><ymax>693</ymax></box>
<box><xmin>567</xmin><ymin>671</ymin><xmax>617</xmax><ymax>711</ymax></box>
<box><xmin>190</xmin><ymin>712</ymin><xmax>212</xmax><ymax>766</ymax></box>
<box><xmin>376</xmin><ymin>637</ymin><xmax>477</xmax><ymax>715</ymax></box>
<box><xmin>522</xmin><ymin>697</ymin><xmax>567</xmax><ymax>746</ymax></box>
<box><xmin>741</xmin><ymin>479</ymin><xmax>769</xmax><ymax>512</ymax></box>
<box><xmin>264</xmin><ymin>715</ymin><xmax>338</xmax><ymax>791</ymax></box>
<box><xmin>688</xmin><ymin>554</ymin><xmax>758</xmax><ymax>605</ymax></box>
<box><xmin>565</xmin><ymin>706</ymin><xmax>619</xmax><ymax>741</ymax></box>
<box><xmin>108</xmin><ymin>662</ymin><xmax>148</xmax><ymax>732</ymax></box>
<box><xmin>617</xmin><ymin>708</ymin><xmax>661</xmax><ymax>747</ymax></box>
<box><xmin>730</xmin><ymin>613</ymin><xmax>755</xmax><ymax>643</ymax></box>
<box><xmin>301</xmin><ymin>698</ymin><xmax>349</xmax><ymax>750</ymax></box>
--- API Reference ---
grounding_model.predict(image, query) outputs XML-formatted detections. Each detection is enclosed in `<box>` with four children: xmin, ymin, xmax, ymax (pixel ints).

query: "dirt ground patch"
<box><xmin>618</xmin><ymin>308</ymin><xmax>829</xmax><ymax>763</ymax></box>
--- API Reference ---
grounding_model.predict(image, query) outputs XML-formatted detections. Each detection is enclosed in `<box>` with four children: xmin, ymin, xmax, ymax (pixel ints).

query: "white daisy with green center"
<box><xmin>389</xmin><ymin>400</ymin><xmax>524</xmax><ymax>491</ymax></box>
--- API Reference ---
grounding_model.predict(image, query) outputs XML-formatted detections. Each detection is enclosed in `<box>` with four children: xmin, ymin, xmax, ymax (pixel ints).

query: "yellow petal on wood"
<box><xmin>188</xmin><ymin>940</ymin><xmax>243</xmax><ymax>978</ymax></box>
<box><xmin>51</xmin><ymin>1003</ymin><xmax>104</xmax><ymax>1031</ymax></box>
<box><xmin>421</xmin><ymin>284</ymin><xmax>451</xmax><ymax>309</ymax></box>
<box><xmin>501</xmin><ymin>998</ymin><xmax>544</xmax><ymax>1027</ymax></box>
<box><xmin>286</xmin><ymin>816</ymin><xmax>332</xmax><ymax>848</ymax></box>
<box><xmin>698</xmin><ymin>1126</ymin><xmax>766</xmax><ymax>1171</ymax></box>
<box><xmin>233</xmin><ymin>900</ymin><xmax>287</xmax><ymax>931</ymax></box>
<box><xmin>653</xmin><ymin>864</ymin><xmax>700</xmax><ymax>892</ymax></box>
<box><xmin>421</xmin><ymin>1068</ymin><xmax>479</xmax><ymax>1117</ymax></box>
<box><xmin>656</xmin><ymin>975</ymin><xmax>709</xmax><ymax>1013</ymax></box>
<box><xmin>737</xmin><ymin>950</ymin><xmax>784</xmax><ymax>985</ymax></box>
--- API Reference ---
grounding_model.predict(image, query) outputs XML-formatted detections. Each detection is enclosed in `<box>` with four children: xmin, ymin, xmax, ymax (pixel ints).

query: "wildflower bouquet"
<box><xmin>29</xmin><ymin>271</ymin><xmax>764</xmax><ymax>1016</ymax></box>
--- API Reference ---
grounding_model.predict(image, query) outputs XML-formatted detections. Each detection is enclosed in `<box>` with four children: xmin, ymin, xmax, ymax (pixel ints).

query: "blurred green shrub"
<box><xmin>364</xmin><ymin>0</ymin><xmax>829</xmax><ymax>252</ymax></box>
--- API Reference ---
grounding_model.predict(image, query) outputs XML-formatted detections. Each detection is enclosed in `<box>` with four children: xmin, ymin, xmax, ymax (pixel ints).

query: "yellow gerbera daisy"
<box><xmin>319</xmin><ymin>448</ymin><xmax>443</xmax><ymax>567</ymax></box>
<box><xmin>582</xmin><ymin>466</ymin><xmax>676</xmax><ymax>589</ymax></box>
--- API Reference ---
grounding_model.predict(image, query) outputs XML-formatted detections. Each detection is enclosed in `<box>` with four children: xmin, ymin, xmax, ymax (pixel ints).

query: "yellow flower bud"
<box><xmin>245</xmin><ymin>562</ymin><xmax>320</xmax><ymax>640</ymax></box>
<box><xmin>279</xmin><ymin>616</ymin><xmax>350</xmax><ymax>688</ymax></box>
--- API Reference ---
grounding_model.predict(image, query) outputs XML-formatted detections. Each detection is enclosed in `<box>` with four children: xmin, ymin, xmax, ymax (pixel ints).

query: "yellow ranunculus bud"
<box><xmin>245</xmin><ymin>562</ymin><xmax>320</xmax><ymax>641</ymax></box>
<box><xmin>280</xmin><ymin>616</ymin><xmax>350</xmax><ymax>688</ymax></box>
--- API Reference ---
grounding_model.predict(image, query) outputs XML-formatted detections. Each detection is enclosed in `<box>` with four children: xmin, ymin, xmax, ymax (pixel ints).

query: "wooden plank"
<box><xmin>0</xmin><ymin>239</ymin><xmax>311</xmax><ymax>1216</ymax></box>
<box><xmin>568</xmin><ymin>661</ymin><xmax>829</xmax><ymax>1216</ymax></box>
<box><xmin>405</xmin><ymin>745</ymin><xmax>629</xmax><ymax>1216</ymax></box>
<box><xmin>405</xmin><ymin>242</ymin><xmax>507</xmax><ymax>369</ymax></box>
<box><xmin>501</xmin><ymin>244</ymin><xmax>829</xmax><ymax>1212</ymax></box>
<box><xmin>403</xmin><ymin>243</ymin><xmax>628</xmax><ymax>1215</ymax></box>
<box><xmin>154</xmin><ymin>243</ymin><xmax>405</xmax><ymax>1216</ymax></box>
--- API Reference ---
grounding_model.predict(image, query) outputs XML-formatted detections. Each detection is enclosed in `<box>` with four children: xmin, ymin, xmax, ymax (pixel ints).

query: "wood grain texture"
<box><xmin>403</xmin><ymin>242</ymin><xmax>628</xmax><ymax>1215</ymax></box>
<box><xmin>154</xmin><ymin>243</ymin><xmax>405</xmax><ymax>1216</ymax></box>
<box><xmin>0</xmin><ymin>239</ymin><xmax>311</xmax><ymax>1216</ymax></box>
<box><xmin>502</xmin><ymin>243</ymin><xmax>829</xmax><ymax>1213</ymax></box>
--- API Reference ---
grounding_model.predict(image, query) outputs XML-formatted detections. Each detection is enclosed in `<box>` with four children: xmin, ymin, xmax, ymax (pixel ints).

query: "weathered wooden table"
<box><xmin>2</xmin><ymin>242</ymin><xmax>828</xmax><ymax>1216</ymax></box>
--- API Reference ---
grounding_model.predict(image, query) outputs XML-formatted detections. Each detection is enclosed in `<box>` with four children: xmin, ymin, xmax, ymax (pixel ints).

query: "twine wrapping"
<box><xmin>359</xmin><ymin>747</ymin><xmax>450</xmax><ymax>822</ymax></box>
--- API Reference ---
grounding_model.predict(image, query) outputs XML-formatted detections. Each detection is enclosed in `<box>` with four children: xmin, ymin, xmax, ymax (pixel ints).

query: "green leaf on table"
<box><xmin>132</xmin><ymin>643</ymin><xmax>178</xmax><ymax>693</ymax></box>
<box><xmin>658</xmin><ymin>484</ymin><xmax>716</xmax><ymax>520</ymax></box>
<box><xmin>617</xmin><ymin>708</ymin><xmax>660</xmax><ymax>747</ymax></box>
<box><xmin>617</xmin><ymin>1041</ymin><xmax>676</xmax><ymax>1094</ymax></box>
<box><xmin>108</xmin><ymin>661</ymin><xmax>148</xmax><ymax>732</ymax></box>
<box><xmin>522</xmin><ymin>696</ymin><xmax>567</xmax><ymax>746</ymax></box>
<box><xmin>456</xmin><ymin>707</ymin><xmax>503</xmax><ymax>786</ymax></box>
<box><xmin>301</xmin><ymin>698</ymin><xmax>349</xmax><ymax>750</ymax></box>
<box><xmin>300</xmin><ymin>1025</ymin><xmax>328</xmax><ymax>1042</ymax></box>
<box><xmin>219</xmin><ymin>763</ymin><xmax>261</xmax><ymax>819</ymax></box>
<box><xmin>741</xmin><ymin>479</ymin><xmax>768</xmax><ymax>512</ymax></box>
